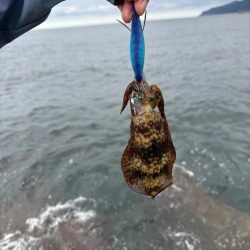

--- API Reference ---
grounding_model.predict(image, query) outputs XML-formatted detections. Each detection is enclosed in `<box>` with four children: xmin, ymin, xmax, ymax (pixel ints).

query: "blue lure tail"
<box><xmin>130</xmin><ymin>6</ymin><xmax>145</xmax><ymax>82</ymax></box>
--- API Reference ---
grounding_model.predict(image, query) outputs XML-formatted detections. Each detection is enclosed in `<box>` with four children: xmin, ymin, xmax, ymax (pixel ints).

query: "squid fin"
<box><xmin>151</xmin><ymin>84</ymin><xmax>166</xmax><ymax>119</ymax></box>
<box><xmin>121</xmin><ymin>81</ymin><xmax>136</xmax><ymax>114</ymax></box>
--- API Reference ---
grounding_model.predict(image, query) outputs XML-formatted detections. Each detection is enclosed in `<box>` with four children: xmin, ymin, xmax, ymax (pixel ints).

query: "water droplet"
<box><xmin>219</xmin><ymin>163</ymin><xmax>225</xmax><ymax>167</ymax></box>
<box><xmin>201</xmin><ymin>149</ymin><xmax>207</xmax><ymax>154</ymax></box>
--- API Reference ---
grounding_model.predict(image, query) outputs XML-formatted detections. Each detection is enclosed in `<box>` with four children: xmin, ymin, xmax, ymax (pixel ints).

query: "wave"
<box><xmin>0</xmin><ymin>197</ymin><xmax>104</xmax><ymax>250</ymax></box>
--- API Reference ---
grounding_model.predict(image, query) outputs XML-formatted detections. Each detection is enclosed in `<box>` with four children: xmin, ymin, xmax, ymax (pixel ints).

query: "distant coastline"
<box><xmin>201</xmin><ymin>0</ymin><xmax>250</xmax><ymax>16</ymax></box>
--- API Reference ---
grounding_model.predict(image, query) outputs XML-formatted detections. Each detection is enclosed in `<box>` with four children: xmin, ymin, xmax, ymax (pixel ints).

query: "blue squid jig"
<box><xmin>130</xmin><ymin>6</ymin><xmax>145</xmax><ymax>82</ymax></box>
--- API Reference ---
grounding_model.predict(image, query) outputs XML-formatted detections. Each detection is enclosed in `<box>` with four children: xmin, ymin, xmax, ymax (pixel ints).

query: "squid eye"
<box><xmin>151</xmin><ymin>86</ymin><xmax>157</xmax><ymax>92</ymax></box>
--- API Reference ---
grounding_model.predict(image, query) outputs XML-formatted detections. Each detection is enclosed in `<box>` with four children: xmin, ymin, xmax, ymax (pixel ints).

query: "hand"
<box><xmin>117</xmin><ymin>0</ymin><xmax>149</xmax><ymax>23</ymax></box>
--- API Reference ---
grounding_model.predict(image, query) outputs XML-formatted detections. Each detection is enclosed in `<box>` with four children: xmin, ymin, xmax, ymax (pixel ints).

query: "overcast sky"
<box><xmin>40</xmin><ymin>0</ymin><xmax>234</xmax><ymax>28</ymax></box>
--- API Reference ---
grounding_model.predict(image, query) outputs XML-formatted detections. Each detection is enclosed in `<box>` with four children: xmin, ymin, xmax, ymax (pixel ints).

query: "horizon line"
<box><xmin>37</xmin><ymin>12</ymin><xmax>201</xmax><ymax>31</ymax></box>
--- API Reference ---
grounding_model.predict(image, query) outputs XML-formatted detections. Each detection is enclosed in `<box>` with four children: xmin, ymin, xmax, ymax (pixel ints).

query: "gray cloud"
<box><xmin>52</xmin><ymin>0</ymin><xmax>233</xmax><ymax>16</ymax></box>
<box><xmin>41</xmin><ymin>0</ymin><xmax>234</xmax><ymax>28</ymax></box>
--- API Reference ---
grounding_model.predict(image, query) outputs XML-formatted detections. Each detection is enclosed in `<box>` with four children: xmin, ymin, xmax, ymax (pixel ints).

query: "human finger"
<box><xmin>135</xmin><ymin>0</ymin><xmax>149</xmax><ymax>16</ymax></box>
<box><xmin>121</xmin><ymin>1</ymin><xmax>133</xmax><ymax>23</ymax></box>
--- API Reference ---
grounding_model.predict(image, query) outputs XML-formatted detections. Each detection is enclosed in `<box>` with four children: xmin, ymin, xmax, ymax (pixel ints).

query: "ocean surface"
<box><xmin>0</xmin><ymin>13</ymin><xmax>250</xmax><ymax>249</ymax></box>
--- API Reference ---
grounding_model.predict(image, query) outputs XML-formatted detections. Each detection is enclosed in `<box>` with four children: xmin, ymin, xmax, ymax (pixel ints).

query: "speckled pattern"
<box><xmin>121</xmin><ymin>82</ymin><xmax>176</xmax><ymax>198</ymax></box>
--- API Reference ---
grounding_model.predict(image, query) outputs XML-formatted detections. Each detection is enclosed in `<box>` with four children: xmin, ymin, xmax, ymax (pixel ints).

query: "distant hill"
<box><xmin>201</xmin><ymin>0</ymin><xmax>250</xmax><ymax>16</ymax></box>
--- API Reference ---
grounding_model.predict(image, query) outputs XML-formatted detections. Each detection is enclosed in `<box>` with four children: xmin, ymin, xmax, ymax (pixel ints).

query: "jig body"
<box><xmin>130</xmin><ymin>6</ymin><xmax>145</xmax><ymax>82</ymax></box>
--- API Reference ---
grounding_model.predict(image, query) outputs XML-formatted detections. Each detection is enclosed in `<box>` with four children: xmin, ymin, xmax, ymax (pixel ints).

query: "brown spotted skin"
<box><xmin>121</xmin><ymin>82</ymin><xmax>176</xmax><ymax>198</ymax></box>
